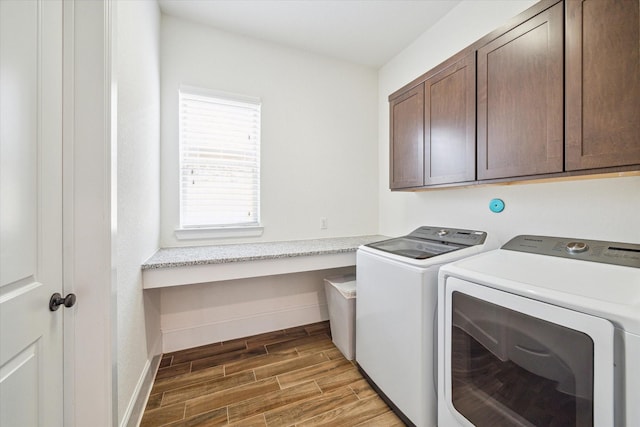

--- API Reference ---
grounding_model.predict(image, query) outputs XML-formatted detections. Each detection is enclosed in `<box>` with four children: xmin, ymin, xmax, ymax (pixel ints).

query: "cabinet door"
<box><xmin>565</xmin><ymin>0</ymin><xmax>640</xmax><ymax>171</ymax></box>
<box><xmin>477</xmin><ymin>2</ymin><xmax>564</xmax><ymax>180</ymax></box>
<box><xmin>425</xmin><ymin>54</ymin><xmax>476</xmax><ymax>185</ymax></box>
<box><xmin>390</xmin><ymin>84</ymin><xmax>424</xmax><ymax>189</ymax></box>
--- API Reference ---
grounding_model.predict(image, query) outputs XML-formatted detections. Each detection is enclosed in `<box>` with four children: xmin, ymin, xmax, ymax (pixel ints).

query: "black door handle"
<box><xmin>49</xmin><ymin>293</ymin><xmax>76</xmax><ymax>311</ymax></box>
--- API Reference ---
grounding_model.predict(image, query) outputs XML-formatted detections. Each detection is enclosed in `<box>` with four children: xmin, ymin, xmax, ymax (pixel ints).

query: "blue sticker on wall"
<box><xmin>489</xmin><ymin>198</ymin><xmax>505</xmax><ymax>213</ymax></box>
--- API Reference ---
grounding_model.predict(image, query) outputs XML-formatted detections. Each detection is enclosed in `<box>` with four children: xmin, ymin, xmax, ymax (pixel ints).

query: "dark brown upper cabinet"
<box><xmin>389</xmin><ymin>53</ymin><xmax>476</xmax><ymax>189</ymax></box>
<box><xmin>477</xmin><ymin>1</ymin><xmax>564</xmax><ymax>180</ymax></box>
<box><xmin>424</xmin><ymin>54</ymin><xmax>476</xmax><ymax>186</ymax></box>
<box><xmin>390</xmin><ymin>84</ymin><xmax>424</xmax><ymax>189</ymax></box>
<box><xmin>565</xmin><ymin>0</ymin><xmax>640</xmax><ymax>171</ymax></box>
<box><xmin>388</xmin><ymin>0</ymin><xmax>640</xmax><ymax>191</ymax></box>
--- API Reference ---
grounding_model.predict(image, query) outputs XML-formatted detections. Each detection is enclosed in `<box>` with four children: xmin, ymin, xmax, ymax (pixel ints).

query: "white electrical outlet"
<box><xmin>320</xmin><ymin>217</ymin><xmax>328</xmax><ymax>230</ymax></box>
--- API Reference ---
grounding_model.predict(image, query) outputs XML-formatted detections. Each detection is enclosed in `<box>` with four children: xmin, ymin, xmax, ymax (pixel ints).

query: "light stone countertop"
<box><xmin>142</xmin><ymin>235</ymin><xmax>389</xmax><ymax>270</ymax></box>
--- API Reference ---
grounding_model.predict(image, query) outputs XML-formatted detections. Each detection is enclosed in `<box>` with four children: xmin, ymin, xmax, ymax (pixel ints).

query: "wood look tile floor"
<box><xmin>140</xmin><ymin>321</ymin><xmax>405</xmax><ymax>427</ymax></box>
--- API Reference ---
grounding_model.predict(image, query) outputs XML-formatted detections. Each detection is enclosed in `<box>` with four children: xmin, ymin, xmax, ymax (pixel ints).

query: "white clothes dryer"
<box><xmin>438</xmin><ymin>235</ymin><xmax>640</xmax><ymax>427</ymax></box>
<box><xmin>356</xmin><ymin>226</ymin><xmax>494</xmax><ymax>427</ymax></box>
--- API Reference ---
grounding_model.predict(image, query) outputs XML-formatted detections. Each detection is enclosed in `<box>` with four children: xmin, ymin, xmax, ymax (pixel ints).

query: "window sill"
<box><xmin>174</xmin><ymin>225</ymin><xmax>264</xmax><ymax>241</ymax></box>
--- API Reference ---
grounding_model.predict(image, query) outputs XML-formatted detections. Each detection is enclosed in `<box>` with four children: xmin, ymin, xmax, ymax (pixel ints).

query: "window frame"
<box><xmin>175</xmin><ymin>85</ymin><xmax>263</xmax><ymax>240</ymax></box>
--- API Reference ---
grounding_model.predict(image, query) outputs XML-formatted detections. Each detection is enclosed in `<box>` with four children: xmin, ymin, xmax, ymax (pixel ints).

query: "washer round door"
<box><xmin>441</xmin><ymin>277</ymin><xmax>615</xmax><ymax>427</ymax></box>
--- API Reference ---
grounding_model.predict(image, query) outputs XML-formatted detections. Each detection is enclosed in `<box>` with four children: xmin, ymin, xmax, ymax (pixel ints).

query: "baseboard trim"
<box><xmin>162</xmin><ymin>303</ymin><xmax>329</xmax><ymax>353</ymax></box>
<box><xmin>121</xmin><ymin>354</ymin><xmax>162</xmax><ymax>427</ymax></box>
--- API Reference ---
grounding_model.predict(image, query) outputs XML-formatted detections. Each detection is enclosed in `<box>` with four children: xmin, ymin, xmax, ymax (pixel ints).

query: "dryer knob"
<box><xmin>566</xmin><ymin>241</ymin><xmax>589</xmax><ymax>254</ymax></box>
<box><xmin>438</xmin><ymin>229</ymin><xmax>449</xmax><ymax>236</ymax></box>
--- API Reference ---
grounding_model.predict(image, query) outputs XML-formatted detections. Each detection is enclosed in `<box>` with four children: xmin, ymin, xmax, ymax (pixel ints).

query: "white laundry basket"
<box><xmin>324</xmin><ymin>274</ymin><xmax>357</xmax><ymax>360</ymax></box>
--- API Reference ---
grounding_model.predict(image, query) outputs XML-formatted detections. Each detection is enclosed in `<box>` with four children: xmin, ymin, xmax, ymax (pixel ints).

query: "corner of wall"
<box><xmin>116</xmin><ymin>0</ymin><xmax>162</xmax><ymax>424</ymax></box>
<box><xmin>120</xmin><ymin>354</ymin><xmax>162</xmax><ymax>427</ymax></box>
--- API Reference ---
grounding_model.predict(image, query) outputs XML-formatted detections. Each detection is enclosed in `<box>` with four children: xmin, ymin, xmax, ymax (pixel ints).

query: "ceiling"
<box><xmin>157</xmin><ymin>0</ymin><xmax>462</xmax><ymax>68</ymax></box>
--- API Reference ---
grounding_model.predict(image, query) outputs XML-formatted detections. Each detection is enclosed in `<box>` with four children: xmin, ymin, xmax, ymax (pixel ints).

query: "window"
<box><xmin>179</xmin><ymin>86</ymin><xmax>261</xmax><ymax>232</ymax></box>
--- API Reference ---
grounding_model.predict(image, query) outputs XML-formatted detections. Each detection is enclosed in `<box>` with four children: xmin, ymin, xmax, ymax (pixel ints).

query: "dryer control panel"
<box><xmin>502</xmin><ymin>235</ymin><xmax>640</xmax><ymax>268</ymax></box>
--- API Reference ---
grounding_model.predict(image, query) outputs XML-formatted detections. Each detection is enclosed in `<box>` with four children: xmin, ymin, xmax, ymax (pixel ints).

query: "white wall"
<box><xmin>160</xmin><ymin>14</ymin><xmax>379</xmax><ymax>247</ymax></box>
<box><xmin>160</xmin><ymin>266</ymin><xmax>354</xmax><ymax>352</ymax></box>
<box><xmin>378</xmin><ymin>0</ymin><xmax>640</xmax><ymax>245</ymax></box>
<box><xmin>157</xmin><ymin>15</ymin><xmax>378</xmax><ymax>352</ymax></box>
<box><xmin>116</xmin><ymin>1</ymin><xmax>161</xmax><ymax>424</ymax></box>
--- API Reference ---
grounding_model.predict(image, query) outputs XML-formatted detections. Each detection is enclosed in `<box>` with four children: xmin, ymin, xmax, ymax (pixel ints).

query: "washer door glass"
<box><xmin>366</xmin><ymin>237</ymin><xmax>461</xmax><ymax>259</ymax></box>
<box><xmin>443</xmin><ymin>277</ymin><xmax>615</xmax><ymax>427</ymax></box>
<box><xmin>452</xmin><ymin>291</ymin><xmax>594</xmax><ymax>426</ymax></box>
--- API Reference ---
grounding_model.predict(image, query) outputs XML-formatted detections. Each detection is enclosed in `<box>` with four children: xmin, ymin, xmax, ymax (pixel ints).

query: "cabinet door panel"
<box><xmin>390</xmin><ymin>84</ymin><xmax>424</xmax><ymax>189</ymax></box>
<box><xmin>425</xmin><ymin>54</ymin><xmax>476</xmax><ymax>185</ymax></box>
<box><xmin>565</xmin><ymin>0</ymin><xmax>640</xmax><ymax>170</ymax></box>
<box><xmin>477</xmin><ymin>2</ymin><xmax>564</xmax><ymax>180</ymax></box>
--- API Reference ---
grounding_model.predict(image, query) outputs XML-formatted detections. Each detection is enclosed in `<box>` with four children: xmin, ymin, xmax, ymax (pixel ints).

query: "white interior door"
<box><xmin>0</xmin><ymin>1</ymin><xmax>64</xmax><ymax>426</ymax></box>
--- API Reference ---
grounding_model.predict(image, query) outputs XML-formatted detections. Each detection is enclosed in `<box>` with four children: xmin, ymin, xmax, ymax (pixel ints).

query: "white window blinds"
<box><xmin>179</xmin><ymin>87</ymin><xmax>261</xmax><ymax>228</ymax></box>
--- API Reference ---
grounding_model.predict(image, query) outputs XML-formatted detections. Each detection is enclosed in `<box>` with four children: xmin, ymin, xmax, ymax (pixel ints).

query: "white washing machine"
<box><xmin>438</xmin><ymin>235</ymin><xmax>640</xmax><ymax>427</ymax></box>
<box><xmin>356</xmin><ymin>226</ymin><xmax>494</xmax><ymax>427</ymax></box>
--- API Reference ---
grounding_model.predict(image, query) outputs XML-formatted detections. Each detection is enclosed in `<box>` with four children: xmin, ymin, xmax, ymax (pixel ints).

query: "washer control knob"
<box><xmin>566</xmin><ymin>241</ymin><xmax>589</xmax><ymax>254</ymax></box>
<box><xmin>437</xmin><ymin>229</ymin><xmax>449</xmax><ymax>237</ymax></box>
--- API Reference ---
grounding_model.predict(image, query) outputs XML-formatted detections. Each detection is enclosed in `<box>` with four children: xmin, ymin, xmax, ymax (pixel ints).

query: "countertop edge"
<box><xmin>141</xmin><ymin>235</ymin><xmax>388</xmax><ymax>270</ymax></box>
